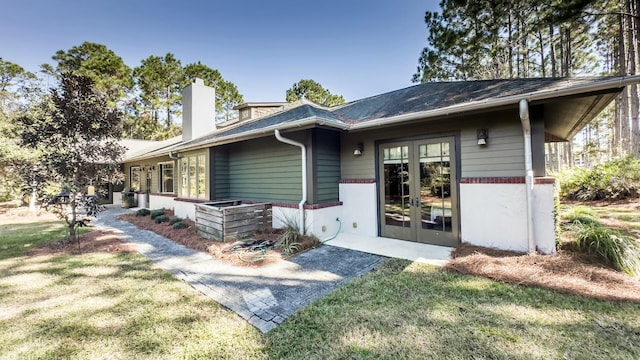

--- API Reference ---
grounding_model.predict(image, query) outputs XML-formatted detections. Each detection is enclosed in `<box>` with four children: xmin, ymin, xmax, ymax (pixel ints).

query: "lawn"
<box><xmin>1</xmin><ymin>211</ymin><xmax>640</xmax><ymax>359</ymax></box>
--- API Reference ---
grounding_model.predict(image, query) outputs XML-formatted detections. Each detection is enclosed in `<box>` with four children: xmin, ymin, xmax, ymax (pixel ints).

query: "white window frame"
<box><xmin>158</xmin><ymin>161</ymin><xmax>175</xmax><ymax>193</ymax></box>
<box><xmin>179</xmin><ymin>153</ymin><xmax>207</xmax><ymax>199</ymax></box>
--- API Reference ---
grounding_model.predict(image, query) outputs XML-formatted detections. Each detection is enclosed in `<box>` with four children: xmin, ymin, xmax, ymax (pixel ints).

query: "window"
<box><xmin>130</xmin><ymin>166</ymin><xmax>141</xmax><ymax>191</ymax></box>
<box><xmin>179</xmin><ymin>154</ymin><xmax>207</xmax><ymax>199</ymax></box>
<box><xmin>159</xmin><ymin>162</ymin><xmax>174</xmax><ymax>193</ymax></box>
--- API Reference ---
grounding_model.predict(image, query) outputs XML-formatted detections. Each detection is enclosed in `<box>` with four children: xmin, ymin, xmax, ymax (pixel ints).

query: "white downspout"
<box><xmin>274</xmin><ymin>129</ymin><xmax>307</xmax><ymax>235</ymax></box>
<box><xmin>519</xmin><ymin>99</ymin><xmax>536</xmax><ymax>254</ymax></box>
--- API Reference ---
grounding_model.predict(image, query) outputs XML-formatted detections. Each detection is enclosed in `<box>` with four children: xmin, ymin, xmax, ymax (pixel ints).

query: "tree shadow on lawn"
<box><xmin>266</xmin><ymin>259</ymin><xmax>640</xmax><ymax>360</ymax></box>
<box><xmin>0</xmin><ymin>251</ymin><xmax>266</xmax><ymax>359</ymax></box>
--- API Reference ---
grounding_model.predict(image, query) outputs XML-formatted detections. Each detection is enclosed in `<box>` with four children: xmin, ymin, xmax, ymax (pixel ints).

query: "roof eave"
<box><xmin>349</xmin><ymin>75</ymin><xmax>640</xmax><ymax>131</ymax></box>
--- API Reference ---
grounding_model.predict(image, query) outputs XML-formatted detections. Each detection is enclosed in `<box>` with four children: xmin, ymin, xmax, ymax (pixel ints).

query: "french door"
<box><xmin>379</xmin><ymin>137</ymin><xmax>459</xmax><ymax>247</ymax></box>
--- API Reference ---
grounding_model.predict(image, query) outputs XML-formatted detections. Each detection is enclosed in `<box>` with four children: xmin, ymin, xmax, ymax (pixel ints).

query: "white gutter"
<box><xmin>274</xmin><ymin>129</ymin><xmax>307</xmax><ymax>235</ymax></box>
<box><xmin>519</xmin><ymin>99</ymin><xmax>536</xmax><ymax>254</ymax></box>
<box><xmin>349</xmin><ymin>75</ymin><xmax>640</xmax><ymax>131</ymax></box>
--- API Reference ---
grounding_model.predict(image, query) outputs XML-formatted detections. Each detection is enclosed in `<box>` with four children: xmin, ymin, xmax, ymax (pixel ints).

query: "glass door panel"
<box><xmin>415</xmin><ymin>139</ymin><xmax>457</xmax><ymax>246</ymax></box>
<box><xmin>418</xmin><ymin>142</ymin><xmax>452</xmax><ymax>232</ymax></box>
<box><xmin>379</xmin><ymin>137</ymin><xmax>458</xmax><ymax>246</ymax></box>
<box><xmin>380</xmin><ymin>144</ymin><xmax>412</xmax><ymax>240</ymax></box>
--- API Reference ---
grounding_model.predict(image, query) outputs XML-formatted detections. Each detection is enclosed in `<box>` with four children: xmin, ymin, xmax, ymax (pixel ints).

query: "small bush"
<box><xmin>154</xmin><ymin>214</ymin><xmax>169</xmax><ymax>224</ymax></box>
<box><xmin>150</xmin><ymin>209</ymin><xmax>165</xmax><ymax>220</ymax></box>
<box><xmin>136</xmin><ymin>208</ymin><xmax>151</xmax><ymax>217</ymax></box>
<box><xmin>172</xmin><ymin>221</ymin><xmax>188</xmax><ymax>229</ymax></box>
<box><xmin>562</xmin><ymin>206</ymin><xmax>599</xmax><ymax>226</ymax></box>
<box><xmin>169</xmin><ymin>216</ymin><xmax>183</xmax><ymax>225</ymax></box>
<box><xmin>558</xmin><ymin>155</ymin><xmax>640</xmax><ymax>201</ymax></box>
<box><xmin>571</xmin><ymin>223</ymin><xmax>640</xmax><ymax>275</ymax></box>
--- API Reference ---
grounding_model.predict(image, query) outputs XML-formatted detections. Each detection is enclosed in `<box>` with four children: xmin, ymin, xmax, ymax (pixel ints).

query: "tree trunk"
<box><xmin>619</xmin><ymin>11</ymin><xmax>631</xmax><ymax>154</ymax></box>
<box><xmin>549</xmin><ymin>25</ymin><xmax>557</xmax><ymax>77</ymax></box>
<box><xmin>631</xmin><ymin>0</ymin><xmax>640</xmax><ymax>154</ymax></box>
<box><xmin>538</xmin><ymin>27</ymin><xmax>546</xmax><ymax>77</ymax></box>
<box><xmin>508</xmin><ymin>12</ymin><xmax>514</xmax><ymax>78</ymax></box>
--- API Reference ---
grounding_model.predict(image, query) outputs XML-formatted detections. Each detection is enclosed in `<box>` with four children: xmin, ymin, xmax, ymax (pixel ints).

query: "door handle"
<box><xmin>409</xmin><ymin>197</ymin><xmax>414</xmax><ymax>207</ymax></box>
<box><xmin>415</xmin><ymin>197</ymin><xmax>419</xmax><ymax>207</ymax></box>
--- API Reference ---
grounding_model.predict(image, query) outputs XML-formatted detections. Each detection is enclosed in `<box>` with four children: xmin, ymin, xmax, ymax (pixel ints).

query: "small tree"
<box><xmin>18</xmin><ymin>72</ymin><xmax>124</xmax><ymax>243</ymax></box>
<box><xmin>285</xmin><ymin>79</ymin><xmax>346</xmax><ymax>107</ymax></box>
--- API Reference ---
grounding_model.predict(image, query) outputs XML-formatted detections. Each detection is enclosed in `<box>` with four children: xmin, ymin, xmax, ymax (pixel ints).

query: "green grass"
<box><xmin>2</xmin><ymin>218</ymin><xmax>640</xmax><ymax>359</ymax></box>
<box><xmin>268</xmin><ymin>259</ymin><xmax>640</xmax><ymax>359</ymax></box>
<box><xmin>0</xmin><ymin>222</ymin><xmax>68</xmax><ymax>260</ymax></box>
<box><xmin>0</xmin><ymin>251</ymin><xmax>266</xmax><ymax>359</ymax></box>
<box><xmin>0</xmin><ymin>221</ymin><xmax>92</xmax><ymax>260</ymax></box>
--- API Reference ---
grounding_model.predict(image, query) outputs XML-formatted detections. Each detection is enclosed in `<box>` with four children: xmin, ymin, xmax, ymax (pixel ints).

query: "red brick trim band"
<box><xmin>339</xmin><ymin>179</ymin><xmax>376</xmax><ymax>184</ymax></box>
<box><xmin>272</xmin><ymin>201</ymin><xmax>343</xmax><ymax>210</ymax></box>
<box><xmin>460</xmin><ymin>177</ymin><xmax>557</xmax><ymax>184</ymax></box>
<box><xmin>173</xmin><ymin>197</ymin><xmax>208</xmax><ymax>203</ymax></box>
<box><xmin>149</xmin><ymin>193</ymin><xmax>177</xmax><ymax>198</ymax></box>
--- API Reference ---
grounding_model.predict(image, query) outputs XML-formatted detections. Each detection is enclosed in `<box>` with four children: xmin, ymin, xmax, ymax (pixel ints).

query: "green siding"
<box><xmin>227</xmin><ymin>136</ymin><xmax>302</xmax><ymax>202</ymax></box>
<box><xmin>341</xmin><ymin>109</ymin><xmax>531</xmax><ymax>179</ymax></box>
<box><xmin>211</xmin><ymin>147</ymin><xmax>230</xmax><ymax>199</ymax></box>
<box><xmin>313</xmin><ymin>129</ymin><xmax>340</xmax><ymax>202</ymax></box>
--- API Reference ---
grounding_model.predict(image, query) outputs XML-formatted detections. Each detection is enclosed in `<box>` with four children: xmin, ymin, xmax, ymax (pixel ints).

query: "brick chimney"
<box><xmin>182</xmin><ymin>78</ymin><xmax>215</xmax><ymax>141</ymax></box>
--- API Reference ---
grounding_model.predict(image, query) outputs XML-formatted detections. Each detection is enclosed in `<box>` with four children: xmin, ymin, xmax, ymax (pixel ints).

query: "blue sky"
<box><xmin>1</xmin><ymin>0</ymin><xmax>438</xmax><ymax>102</ymax></box>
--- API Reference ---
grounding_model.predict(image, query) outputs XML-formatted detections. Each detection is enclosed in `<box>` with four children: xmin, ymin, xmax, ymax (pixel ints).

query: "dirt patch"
<box><xmin>27</xmin><ymin>228</ymin><xmax>137</xmax><ymax>256</ymax></box>
<box><xmin>117</xmin><ymin>211</ymin><xmax>320</xmax><ymax>267</ymax></box>
<box><xmin>446</xmin><ymin>243</ymin><xmax>640</xmax><ymax>303</ymax></box>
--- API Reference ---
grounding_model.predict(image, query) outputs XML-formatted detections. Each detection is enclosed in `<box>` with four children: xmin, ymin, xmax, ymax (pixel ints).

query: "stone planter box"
<box><xmin>195</xmin><ymin>200</ymin><xmax>272</xmax><ymax>242</ymax></box>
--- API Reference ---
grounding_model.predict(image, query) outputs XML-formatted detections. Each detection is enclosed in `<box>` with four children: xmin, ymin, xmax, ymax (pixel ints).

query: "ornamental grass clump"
<box><xmin>274</xmin><ymin>215</ymin><xmax>301</xmax><ymax>256</ymax></box>
<box><xmin>562</xmin><ymin>206</ymin><xmax>599</xmax><ymax>226</ymax></box>
<box><xmin>572</xmin><ymin>224</ymin><xmax>640</xmax><ymax>276</ymax></box>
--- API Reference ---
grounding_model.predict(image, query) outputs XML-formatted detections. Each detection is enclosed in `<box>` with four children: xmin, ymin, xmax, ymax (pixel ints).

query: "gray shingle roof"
<box><xmin>126</xmin><ymin>75</ymin><xmax>639</xmax><ymax>161</ymax></box>
<box><xmin>332</xmin><ymin>77</ymin><xmax>610</xmax><ymax>123</ymax></box>
<box><xmin>179</xmin><ymin>104</ymin><xmax>340</xmax><ymax>149</ymax></box>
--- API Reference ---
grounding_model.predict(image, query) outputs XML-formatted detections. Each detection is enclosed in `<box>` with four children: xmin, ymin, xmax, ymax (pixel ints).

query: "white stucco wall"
<box><xmin>338</xmin><ymin>183</ymin><xmax>378</xmax><ymax>237</ymax></box>
<box><xmin>112</xmin><ymin>192</ymin><xmax>122</xmax><ymax>205</ymax></box>
<box><xmin>460</xmin><ymin>182</ymin><xmax>556</xmax><ymax>254</ymax></box>
<box><xmin>532</xmin><ymin>182</ymin><xmax>557</xmax><ymax>254</ymax></box>
<box><xmin>148</xmin><ymin>195</ymin><xmax>176</xmax><ymax>211</ymax></box>
<box><xmin>174</xmin><ymin>200</ymin><xmax>196</xmax><ymax>220</ymax></box>
<box><xmin>272</xmin><ymin>205</ymin><xmax>343</xmax><ymax>240</ymax></box>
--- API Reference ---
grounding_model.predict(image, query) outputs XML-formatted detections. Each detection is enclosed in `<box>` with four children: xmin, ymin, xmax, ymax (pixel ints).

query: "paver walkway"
<box><xmin>94</xmin><ymin>206</ymin><xmax>385</xmax><ymax>332</ymax></box>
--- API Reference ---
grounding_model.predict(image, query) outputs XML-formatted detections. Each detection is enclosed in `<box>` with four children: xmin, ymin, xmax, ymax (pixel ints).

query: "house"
<box><xmin>118</xmin><ymin>76</ymin><xmax>640</xmax><ymax>254</ymax></box>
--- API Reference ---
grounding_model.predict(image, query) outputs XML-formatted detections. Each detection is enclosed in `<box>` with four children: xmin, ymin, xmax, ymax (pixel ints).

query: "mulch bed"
<box><xmin>27</xmin><ymin>228</ymin><xmax>137</xmax><ymax>256</ymax></box>
<box><xmin>446</xmin><ymin>243</ymin><xmax>640</xmax><ymax>303</ymax></box>
<box><xmin>117</xmin><ymin>210</ymin><xmax>320</xmax><ymax>267</ymax></box>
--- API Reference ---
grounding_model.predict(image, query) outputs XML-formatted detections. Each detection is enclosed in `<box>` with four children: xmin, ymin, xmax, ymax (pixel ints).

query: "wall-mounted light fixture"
<box><xmin>354</xmin><ymin>142</ymin><xmax>364</xmax><ymax>156</ymax></box>
<box><xmin>477</xmin><ymin>128</ymin><xmax>489</xmax><ymax>145</ymax></box>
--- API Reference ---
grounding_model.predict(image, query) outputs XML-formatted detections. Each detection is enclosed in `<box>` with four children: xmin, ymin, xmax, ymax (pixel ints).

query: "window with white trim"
<box><xmin>179</xmin><ymin>154</ymin><xmax>207</xmax><ymax>199</ymax></box>
<box><xmin>130</xmin><ymin>166</ymin><xmax>141</xmax><ymax>191</ymax></box>
<box><xmin>158</xmin><ymin>162</ymin><xmax>174</xmax><ymax>193</ymax></box>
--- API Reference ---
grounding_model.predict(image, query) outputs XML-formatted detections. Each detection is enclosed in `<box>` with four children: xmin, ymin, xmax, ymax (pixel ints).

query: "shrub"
<box><xmin>150</xmin><ymin>209</ymin><xmax>165</xmax><ymax>220</ymax></box>
<box><xmin>558</xmin><ymin>155</ymin><xmax>640</xmax><ymax>201</ymax></box>
<box><xmin>136</xmin><ymin>208</ymin><xmax>151</xmax><ymax>217</ymax></box>
<box><xmin>154</xmin><ymin>214</ymin><xmax>169</xmax><ymax>224</ymax></box>
<box><xmin>169</xmin><ymin>216</ymin><xmax>183</xmax><ymax>225</ymax></box>
<box><xmin>571</xmin><ymin>223</ymin><xmax>640</xmax><ymax>275</ymax></box>
<box><xmin>172</xmin><ymin>221</ymin><xmax>188</xmax><ymax>229</ymax></box>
